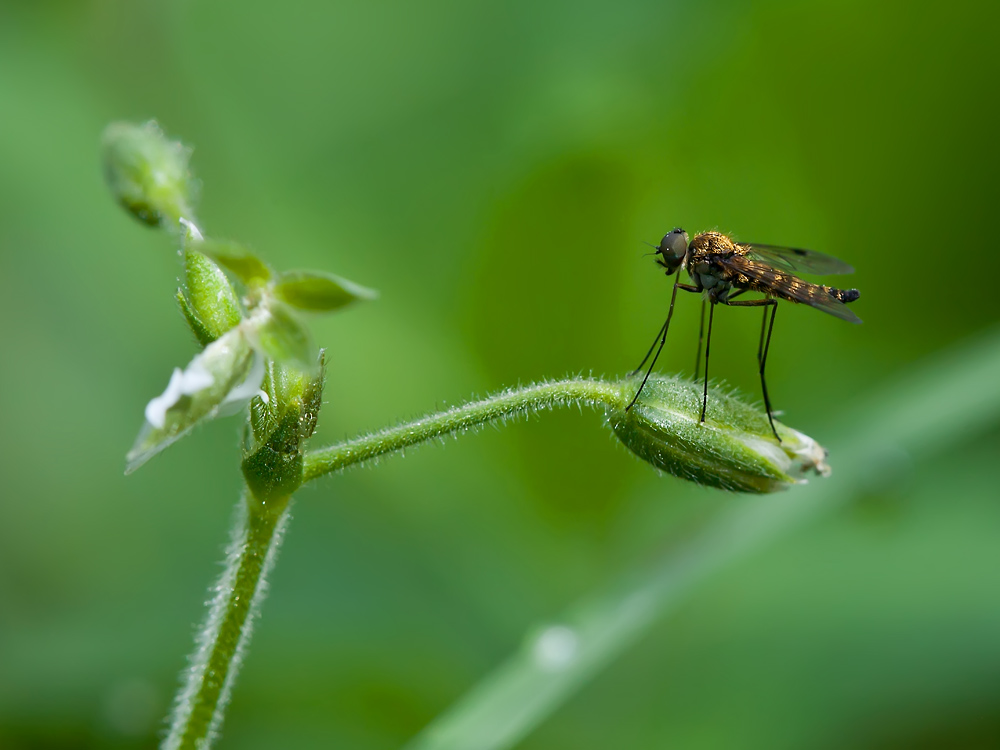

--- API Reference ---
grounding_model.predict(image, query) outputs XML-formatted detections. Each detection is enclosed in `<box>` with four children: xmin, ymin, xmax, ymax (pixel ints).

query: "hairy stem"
<box><xmin>302</xmin><ymin>378</ymin><xmax>625</xmax><ymax>483</ymax></box>
<box><xmin>163</xmin><ymin>494</ymin><xmax>292</xmax><ymax>750</ymax></box>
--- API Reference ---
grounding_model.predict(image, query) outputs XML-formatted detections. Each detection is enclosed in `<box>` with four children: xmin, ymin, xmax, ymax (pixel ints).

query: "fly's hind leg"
<box><xmin>723</xmin><ymin>297</ymin><xmax>780</xmax><ymax>442</ymax></box>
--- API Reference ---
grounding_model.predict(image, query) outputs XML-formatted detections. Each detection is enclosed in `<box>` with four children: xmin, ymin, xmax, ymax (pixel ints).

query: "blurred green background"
<box><xmin>2</xmin><ymin>1</ymin><xmax>998</xmax><ymax>748</ymax></box>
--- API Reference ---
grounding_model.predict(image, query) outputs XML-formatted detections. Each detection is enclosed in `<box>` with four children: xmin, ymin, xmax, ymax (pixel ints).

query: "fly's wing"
<box><xmin>740</xmin><ymin>243</ymin><xmax>854</xmax><ymax>275</ymax></box>
<box><xmin>724</xmin><ymin>255</ymin><xmax>862</xmax><ymax>324</ymax></box>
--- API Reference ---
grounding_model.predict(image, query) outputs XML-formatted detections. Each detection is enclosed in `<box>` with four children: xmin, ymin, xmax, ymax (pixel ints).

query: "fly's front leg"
<box><xmin>627</xmin><ymin>283</ymin><xmax>700</xmax><ymax>411</ymax></box>
<box><xmin>694</xmin><ymin>299</ymin><xmax>705</xmax><ymax>381</ymax></box>
<box><xmin>700</xmin><ymin>299</ymin><xmax>715</xmax><ymax>423</ymax></box>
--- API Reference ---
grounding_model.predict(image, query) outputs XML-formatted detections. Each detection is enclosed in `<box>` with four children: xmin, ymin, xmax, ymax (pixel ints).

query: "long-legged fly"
<box><xmin>627</xmin><ymin>228</ymin><xmax>861</xmax><ymax>441</ymax></box>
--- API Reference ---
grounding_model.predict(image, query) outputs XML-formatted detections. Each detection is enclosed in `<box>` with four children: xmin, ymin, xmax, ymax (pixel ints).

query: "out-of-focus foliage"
<box><xmin>0</xmin><ymin>2</ymin><xmax>997</xmax><ymax>749</ymax></box>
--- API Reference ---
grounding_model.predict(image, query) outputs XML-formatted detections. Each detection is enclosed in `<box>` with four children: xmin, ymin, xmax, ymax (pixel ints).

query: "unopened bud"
<box><xmin>102</xmin><ymin>120</ymin><xmax>197</xmax><ymax>228</ymax></box>
<box><xmin>612</xmin><ymin>375</ymin><xmax>830</xmax><ymax>493</ymax></box>
<box><xmin>177</xmin><ymin>227</ymin><xmax>243</xmax><ymax>345</ymax></box>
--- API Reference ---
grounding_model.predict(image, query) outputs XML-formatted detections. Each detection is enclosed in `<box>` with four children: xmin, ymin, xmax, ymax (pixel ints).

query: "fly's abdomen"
<box><xmin>827</xmin><ymin>287</ymin><xmax>860</xmax><ymax>303</ymax></box>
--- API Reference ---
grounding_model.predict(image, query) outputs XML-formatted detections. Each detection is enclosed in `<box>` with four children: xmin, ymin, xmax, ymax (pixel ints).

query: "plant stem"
<box><xmin>163</xmin><ymin>494</ymin><xmax>292</xmax><ymax>750</ymax></box>
<box><xmin>302</xmin><ymin>378</ymin><xmax>625</xmax><ymax>483</ymax></box>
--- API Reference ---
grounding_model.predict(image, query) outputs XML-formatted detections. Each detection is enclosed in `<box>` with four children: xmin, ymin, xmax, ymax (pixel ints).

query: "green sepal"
<box><xmin>196</xmin><ymin>239</ymin><xmax>273</xmax><ymax>286</ymax></box>
<box><xmin>299</xmin><ymin>350</ymin><xmax>326</xmax><ymax>441</ymax></box>
<box><xmin>249</xmin><ymin>360</ymin><xmax>302</xmax><ymax>450</ymax></box>
<box><xmin>612</xmin><ymin>375</ymin><xmax>830</xmax><ymax>493</ymax></box>
<box><xmin>245</xmin><ymin>304</ymin><xmax>315</xmax><ymax>372</ymax></box>
<box><xmin>242</xmin><ymin>402</ymin><xmax>305</xmax><ymax>503</ymax></box>
<box><xmin>249</xmin><ymin>360</ymin><xmax>280</xmax><ymax>448</ymax></box>
<box><xmin>176</xmin><ymin>289</ymin><xmax>216</xmax><ymax>348</ymax></box>
<box><xmin>101</xmin><ymin>121</ymin><xmax>197</xmax><ymax>229</ymax></box>
<box><xmin>272</xmin><ymin>269</ymin><xmax>377</xmax><ymax>312</ymax></box>
<box><xmin>180</xmin><ymin>248</ymin><xmax>243</xmax><ymax>343</ymax></box>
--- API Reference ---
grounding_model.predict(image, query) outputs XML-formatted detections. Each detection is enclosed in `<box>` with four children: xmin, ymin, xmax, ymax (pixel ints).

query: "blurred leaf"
<box><xmin>273</xmin><ymin>269</ymin><xmax>377</xmax><ymax>312</ymax></box>
<box><xmin>245</xmin><ymin>304</ymin><xmax>315</xmax><ymax>372</ymax></box>
<box><xmin>197</xmin><ymin>239</ymin><xmax>273</xmax><ymax>285</ymax></box>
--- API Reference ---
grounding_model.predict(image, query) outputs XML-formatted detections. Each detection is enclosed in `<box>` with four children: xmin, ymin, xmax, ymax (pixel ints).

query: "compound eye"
<box><xmin>658</xmin><ymin>228</ymin><xmax>689</xmax><ymax>262</ymax></box>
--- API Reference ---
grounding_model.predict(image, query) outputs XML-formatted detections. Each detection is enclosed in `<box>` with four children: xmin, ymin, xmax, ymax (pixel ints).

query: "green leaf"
<box><xmin>196</xmin><ymin>239</ymin><xmax>273</xmax><ymax>285</ymax></box>
<box><xmin>272</xmin><ymin>269</ymin><xmax>377</xmax><ymax>312</ymax></box>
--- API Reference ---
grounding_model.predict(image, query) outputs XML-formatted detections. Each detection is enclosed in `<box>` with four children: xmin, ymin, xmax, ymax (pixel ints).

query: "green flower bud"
<box><xmin>242</xmin><ymin>353</ymin><xmax>324</xmax><ymax>503</ymax></box>
<box><xmin>101</xmin><ymin>121</ymin><xmax>197</xmax><ymax>228</ymax></box>
<box><xmin>612</xmin><ymin>375</ymin><xmax>830</xmax><ymax>493</ymax></box>
<box><xmin>177</xmin><ymin>221</ymin><xmax>243</xmax><ymax>345</ymax></box>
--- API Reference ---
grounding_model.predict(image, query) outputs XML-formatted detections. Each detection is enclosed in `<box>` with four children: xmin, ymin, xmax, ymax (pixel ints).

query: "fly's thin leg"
<box><xmin>631</xmin><ymin>318</ymin><xmax>668</xmax><ymax>376</ymax></box>
<box><xmin>694</xmin><ymin>299</ymin><xmax>705</xmax><ymax>381</ymax></box>
<box><xmin>757</xmin><ymin>302</ymin><xmax>768</xmax><ymax>367</ymax></box>
<box><xmin>759</xmin><ymin>301</ymin><xmax>779</xmax><ymax>441</ymax></box>
<box><xmin>627</xmin><ymin>283</ymin><xmax>700</xmax><ymax>411</ymax></box>
<box><xmin>703</xmin><ymin>288</ymin><xmax>744</xmax><ymax>380</ymax></box>
<box><xmin>724</xmin><ymin>297</ymin><xmax>780</xmax><ymax>441</ymax></box>
<box><xmin>700</xmin><ymin>300</ymin><xmax>715</xmax><ymax>423</ymax></box>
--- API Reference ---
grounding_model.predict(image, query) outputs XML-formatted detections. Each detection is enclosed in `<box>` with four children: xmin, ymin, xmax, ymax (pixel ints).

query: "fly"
<box><xmin>627</xmin><ymin>228</ymin><xmax>861</xmax><ymax>441</ymax></box>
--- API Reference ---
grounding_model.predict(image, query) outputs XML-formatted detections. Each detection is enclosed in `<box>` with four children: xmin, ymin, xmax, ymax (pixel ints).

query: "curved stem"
<box><xmin>302</xmin><ymin>378</ymin><xmax>625</xmax><ymax>483</ymax></box>
<box><xmin>163</xmin><ymin>494</ymin><xmax>292</xmax><ymax>750</ymax></box>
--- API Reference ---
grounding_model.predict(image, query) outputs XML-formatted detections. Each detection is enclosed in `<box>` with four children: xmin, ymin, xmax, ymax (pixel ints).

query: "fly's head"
<box><xmin>654</xmin><ymin>228</ymin><xmax>689</xmax><ymax>275</ymax></box>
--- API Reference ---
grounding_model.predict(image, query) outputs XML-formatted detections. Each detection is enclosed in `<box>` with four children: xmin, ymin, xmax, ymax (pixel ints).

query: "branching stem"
<box><xmin>302</xmin><ymin>378</ymin><xmax>625</xmax><ymax>483</ymax></box>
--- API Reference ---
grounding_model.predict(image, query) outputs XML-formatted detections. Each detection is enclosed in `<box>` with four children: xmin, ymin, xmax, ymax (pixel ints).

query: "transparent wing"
<box><xmin>724</xmin><ymin>255</ymin><xmax>862</xmax><ymax>324</ymax></box>
<box><xmin>740</xmin><ymin>243</ymin><xmax>854</xmax><ymax>275</ymax></box>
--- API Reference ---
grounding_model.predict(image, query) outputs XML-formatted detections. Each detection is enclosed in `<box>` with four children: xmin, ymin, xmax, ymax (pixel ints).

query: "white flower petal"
<box><xmin>144</xmin><ymin>368</ymin><xmax>185</xmax><ymax>429</ymax></box>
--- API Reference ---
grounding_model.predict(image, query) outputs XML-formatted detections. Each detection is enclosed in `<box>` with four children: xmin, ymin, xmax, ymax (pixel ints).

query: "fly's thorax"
<box><xmin>687</xmin><ymin>255</ymin><xmax>732</xmax><ymax>295</ymax></box>
<box><xmin>690</xmin><ymin>231</ymin><xmax>738</xmax><ymax>255</ymax></box>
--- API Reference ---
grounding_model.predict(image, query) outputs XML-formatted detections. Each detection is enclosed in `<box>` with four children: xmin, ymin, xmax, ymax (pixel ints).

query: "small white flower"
<box><xmin>144</xmin><ymin>359</ymin><xmax>216</xmax><ymax>429</ymax></box>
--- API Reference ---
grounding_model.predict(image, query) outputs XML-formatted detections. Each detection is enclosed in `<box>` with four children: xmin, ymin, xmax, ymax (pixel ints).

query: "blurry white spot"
<box><xmin>103</xmin><ymin>678</ymin><xmax>160</xmax><ymax>737</ymax></box>
<box><xmin>533</xmin><ymin>625</ymin><xmax>579</xmax><ymax>671</ymax></box>
<box><xmin>179</xmin><ymin>217</ymin><xmax>204</xmax><ymax>241</ymax></box>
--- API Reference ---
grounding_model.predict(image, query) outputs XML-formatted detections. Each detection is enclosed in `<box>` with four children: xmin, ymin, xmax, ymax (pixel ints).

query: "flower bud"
<box><xmin>101</xmin><ymin>120</ymin><xmax>197</xmax><ymax>228</ymax></box>
<box><xmin>612</xmin><ymin>375</ymin><xmax>830</xmax><ymax>493</ymax></box>
<box><xmin>177</xmin><ymin>225</ymin><xmax>243</xmax><ymax>346</ymax></box>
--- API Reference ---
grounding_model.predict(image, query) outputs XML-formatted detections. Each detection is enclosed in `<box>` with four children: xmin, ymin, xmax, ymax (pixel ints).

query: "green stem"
<box><xmin>302</xmin><ymin>378</ymin><xmax>625</xmax><ymax>484</ymax></box>
<box><xmin>163</xmin><ymin>494</ymin><xmax>292</xmax><ymax>750</ymax></box>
